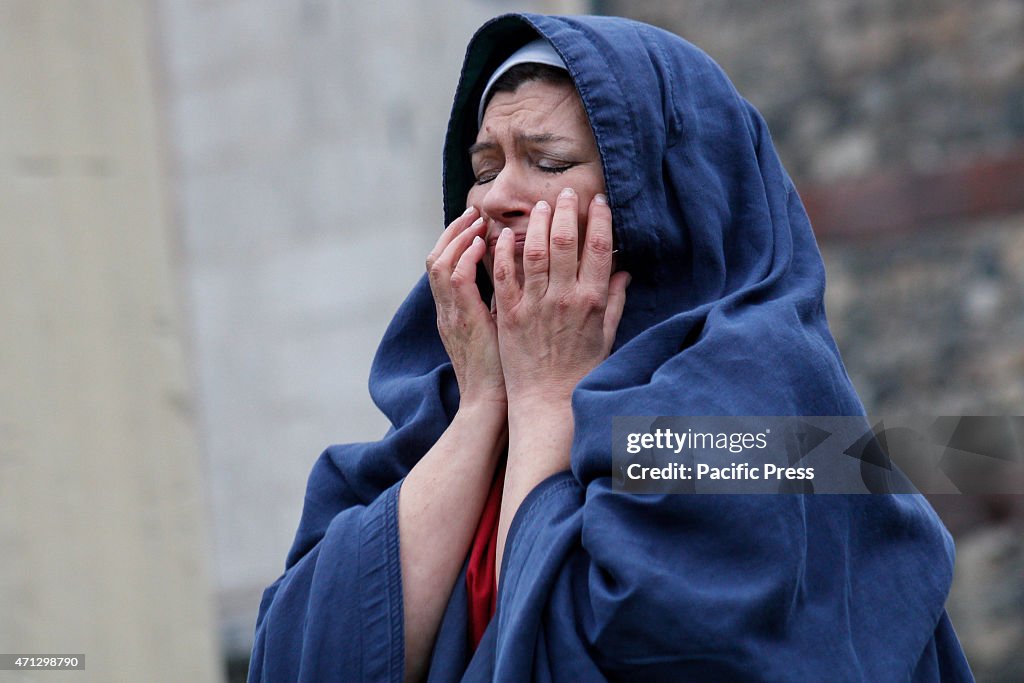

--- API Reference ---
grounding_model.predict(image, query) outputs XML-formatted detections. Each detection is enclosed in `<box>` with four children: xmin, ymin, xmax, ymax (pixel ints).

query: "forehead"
<box><xmin>476</xmin><ymin>80</ymin><xmax>589</xmax><ymax>140</ymax></box>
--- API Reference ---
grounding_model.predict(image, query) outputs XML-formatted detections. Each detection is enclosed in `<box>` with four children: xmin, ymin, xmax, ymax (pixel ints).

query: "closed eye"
<box><xmin>473</xmin><ymin>159</ymin><xmax>578</xmax><ymax>184</ymax></box>
<box><xmin>538</xmin><ymin>163</ymin><xmax>574</xmax><ymax>174</ymax></box>
<box><xmin>474</xmin><ymin>170</ymin><xmax>499</xmax><ymax>185</ymax></box>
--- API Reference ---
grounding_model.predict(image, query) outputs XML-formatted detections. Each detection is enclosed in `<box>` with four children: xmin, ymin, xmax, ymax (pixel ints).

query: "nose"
<box><xmin>479</xmin><ymin>165</ymin><xmax>533</xmax><ymax>228</ymax></box>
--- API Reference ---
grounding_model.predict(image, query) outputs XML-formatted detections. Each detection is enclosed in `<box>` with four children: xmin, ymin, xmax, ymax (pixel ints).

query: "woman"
<box><xmin>248</xmin><ymin>13</ymin><xmax>973</xmax><ymax>682</ymax></box>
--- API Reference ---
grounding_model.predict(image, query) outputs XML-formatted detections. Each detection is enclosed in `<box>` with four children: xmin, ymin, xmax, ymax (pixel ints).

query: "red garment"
<box><xmin>465</xmin><ymin>465</ymin><xmax>505</xmax><ymax>650</ymax></box>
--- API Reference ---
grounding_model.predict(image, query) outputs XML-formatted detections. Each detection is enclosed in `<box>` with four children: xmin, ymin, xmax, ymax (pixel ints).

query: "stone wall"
<box><xmin>822</xmin><ymin>216</ymin><xmax>1024</xmax><ymax>415</ymax></box>
<box><xmin>601</xmin><ymin>0</ymin><xmax>1024</xmax><ymax>182</ymax></box>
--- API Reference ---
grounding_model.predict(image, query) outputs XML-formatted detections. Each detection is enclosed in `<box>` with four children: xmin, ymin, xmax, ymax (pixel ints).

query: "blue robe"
<box><xmin>248</xmin><ymin>13</ymin><xmax>974</xmax><ymax>682</ymax></box>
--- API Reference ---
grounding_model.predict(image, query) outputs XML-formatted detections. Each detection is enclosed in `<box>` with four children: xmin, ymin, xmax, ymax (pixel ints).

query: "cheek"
<box><xmin>568</xmin><ymin>171</ymin><xmax>606</xmax><ymax>230</ymax></box>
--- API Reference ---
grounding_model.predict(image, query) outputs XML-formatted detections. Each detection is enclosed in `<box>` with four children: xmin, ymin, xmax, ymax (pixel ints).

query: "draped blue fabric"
<box><xmin>248</xmin><ymin>13</ymin><xmax>974</xmax><ymax>682</ymax></box>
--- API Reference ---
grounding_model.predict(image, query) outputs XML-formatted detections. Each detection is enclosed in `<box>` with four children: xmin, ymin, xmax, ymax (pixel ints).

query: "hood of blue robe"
<box><xmin>274</xmin><ymin>12</ymin><xmax>971</xmax><ymax>682</ymax></box>
<box><xmin>337</xmin><ymin>12</ymin><xmax>869</xmax><ymax>503</ymax></box>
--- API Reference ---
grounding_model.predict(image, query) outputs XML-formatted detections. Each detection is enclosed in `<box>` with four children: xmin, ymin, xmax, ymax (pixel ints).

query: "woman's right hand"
<box><xmin>426</xmin><ymin>206</ymin><xmax>507</xmax><ymax>411</ymax></box>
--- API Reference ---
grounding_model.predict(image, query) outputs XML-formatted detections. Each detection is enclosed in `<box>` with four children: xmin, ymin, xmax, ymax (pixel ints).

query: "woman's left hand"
<box><xmin>492</xmin><ymin>188</ymin><xmax>630</xmax><ymax>410</ymax></box>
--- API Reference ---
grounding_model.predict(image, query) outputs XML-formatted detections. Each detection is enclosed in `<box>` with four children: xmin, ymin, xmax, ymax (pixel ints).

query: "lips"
<box><xmin>486</xmin><ymin>231</ymin><xmax>527</xmax><ymax>254</ymax></box>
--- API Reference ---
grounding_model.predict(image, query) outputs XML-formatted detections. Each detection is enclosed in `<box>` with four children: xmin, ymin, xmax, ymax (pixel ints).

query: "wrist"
<box><xmin>505</xmin><ymin>401</ymin><xmax>574</xmax><ymax>483</ymax></box>
<box><xmin>507</xmin><ymin>392</ymin><xmax>571</xmax><ymax>421</ymax></box>
<box><xmin>507</xmin><ymin>398</ymin><xmax>573</xmax><ymax>441</ymax></box>
<box><xmin>454</xmin><ymin>399</ymin><xmax>508</xmax><ymax>430</ymax></box>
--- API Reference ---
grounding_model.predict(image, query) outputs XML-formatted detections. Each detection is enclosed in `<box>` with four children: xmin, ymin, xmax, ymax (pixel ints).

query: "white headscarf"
<box><xmin>477</xmin><ymin>38</ymin><xmax>568</xmax><ymax>125</ymax></box>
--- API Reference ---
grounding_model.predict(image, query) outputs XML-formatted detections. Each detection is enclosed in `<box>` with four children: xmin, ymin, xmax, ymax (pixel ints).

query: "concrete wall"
<box><xmin>155</xmin><ymin>0</ymin><xmax>586</xmax><ymax>660</ymax></box>
<box><xmin>0</xmin><ymin>1</ymin><xmax>220</xmax><ymax>680</ymax></box>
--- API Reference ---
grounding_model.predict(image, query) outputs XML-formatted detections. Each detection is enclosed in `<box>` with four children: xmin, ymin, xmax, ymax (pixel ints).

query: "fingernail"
<box><xmin>473</xmin><ymin>235</ymin><xmax>483</xmax><ymax>246</ymax></box>
<box><xmin>626</xmin><ymin>273</ymin><xmax>633</xmax><ymax>287</ymax></box>
<box><xmin>535</xmin><ymin>200</ymin><xmax>549</xmax><ymax>211</ymax></box>
<box><xmin>501</xmin><ymin>227</ymin><xmax>513</xmax><ymax>237</ymax></box>
<box><xmin>559</xmin><ymin>187</ymin><xmax>575</xmax><ymax>198</ymax></box>
<box><xmin>594</xmin><ymin>193</ymin><xmax>608</xmax><ymax>205</ymax></box>
<box><xmin>463</xmin><ymin>206</ymin><xmax>476</xmax><ymax>216</ymax></box>
<box><xmin>470</xmin><ymin>217</ymin><xmax>485</xmax><ymax>229</ymax></box>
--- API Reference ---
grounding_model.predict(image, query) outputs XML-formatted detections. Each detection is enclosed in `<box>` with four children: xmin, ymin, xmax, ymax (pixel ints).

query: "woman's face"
<box><xmin>467</xmin><ymin>79</ymin><xmax>605</xmax><ymax>284</ymax></box>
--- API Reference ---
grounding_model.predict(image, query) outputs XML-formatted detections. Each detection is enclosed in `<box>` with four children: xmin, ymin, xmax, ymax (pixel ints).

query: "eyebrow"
<box><xmin>468</xmin><ymin>133</ymin><xmax>575</xmax><ymax>157</ymax></box>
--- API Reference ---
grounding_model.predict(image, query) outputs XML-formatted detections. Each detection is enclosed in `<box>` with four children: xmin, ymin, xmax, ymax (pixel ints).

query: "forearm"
<box><xmin>496</xmin><ymin>399</ymin><xmax>574</xmax><ymax>587</ymax></box>
<box><xmin>489</xmin><ymin>189</ymin><xmax>626</xmax><ymax>587</ymax></box>
<box><xmin>398</xmin><ymin>402</ymin><xmax>506</xmax><ymax>682</ymax></box>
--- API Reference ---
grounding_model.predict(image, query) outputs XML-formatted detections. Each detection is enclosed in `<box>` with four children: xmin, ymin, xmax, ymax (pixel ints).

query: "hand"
<box><xmin>492</xmin><ymin>188</ymin><xmax>630</xmax><ymax>410</ymax></box>
<box><xmin>426</xmin><ymin>207</ymin><xmax>507</xmax><ymax>410</ymax></box>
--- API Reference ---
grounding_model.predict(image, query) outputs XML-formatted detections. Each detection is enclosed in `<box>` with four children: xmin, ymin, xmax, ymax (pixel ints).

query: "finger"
<box><xmin>578</xmin><ymin>194</ymin><xmax>614</xmax><ymax>287</ymax></box>
<box><xmin>492</xmin><ymin>227</ymin><xmax>522</xmax><ymax>317</ymax></box>
<box><xmin>429</xmin><ymin>216</ymin><xmax>485</xmax><ymax>306</ymax></box>
<box><xmin>602</xmin><ymin>271</ymin><xmax>631</xmax><ymax>353</ymax></box>
<box><xmin>426</xmin><ymin>206</ymin><xmax>478</xmax><ymax>272</ymax></box>
<box><xmin>450</xmin><ymin>235</ymin><xmax>489</xmax><ymax>314</ymax></box>
<box><xmin>548</xmin><ymin>187</ymin><xmax>579</xmax><ymax>291</ymax></box>
<box><xmin>436</xmin><ymin>216</ymin><xmax>485</xmax><ymax>276</ymax></box>
<box><xmin>522</xmin><ymin>199</ymin><xmax>550</xmax><ymax>299</ymax></box>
